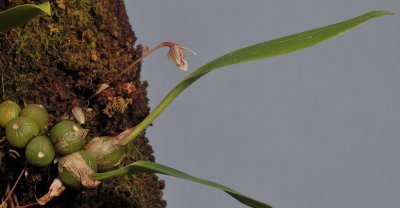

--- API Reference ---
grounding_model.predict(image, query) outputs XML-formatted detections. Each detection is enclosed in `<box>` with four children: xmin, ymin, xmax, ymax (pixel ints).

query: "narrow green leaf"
<box><xmin>190</xmin><ymin>11</ymin><xmax>393</xmax><ymax>73</ymax></box>
<box><xmin>0</xmin><ymin>2</ymin><xmax>51</xmax><ymax>31</ymax></box>
<box><xmin>124</xmin><ymin>11</ymin><xmax>393</xmax><ymax>144</ymax></box>
<box><xmin>93</xmin><ymin>161</ymin><xmax>272</xmax><ymax>208</ymax></box>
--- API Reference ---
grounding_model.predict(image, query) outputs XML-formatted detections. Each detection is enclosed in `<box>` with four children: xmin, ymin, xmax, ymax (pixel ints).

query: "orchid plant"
<box><xmin>0</xmin><ymin>2</ymin><xmax>394</xmax><ymax>208</ymax></box>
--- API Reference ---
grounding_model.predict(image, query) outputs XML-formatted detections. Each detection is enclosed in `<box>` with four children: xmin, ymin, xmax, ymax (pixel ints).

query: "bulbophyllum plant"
<box><xmin>0</xmin><ymin>2</ymin><xmax>394</xmax><ymax>208</ymax></box>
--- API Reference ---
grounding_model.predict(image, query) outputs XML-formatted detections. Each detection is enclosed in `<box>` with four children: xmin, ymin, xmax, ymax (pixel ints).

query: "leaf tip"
<box><xmin>40</xmin><ymin>2</ymin><xmax>52</xmax><ymax>16</ymax></box>
<box><xmin>367</xmin><ymin>10</ymin><xmax>395</xmax><ymax>17</ymax></box>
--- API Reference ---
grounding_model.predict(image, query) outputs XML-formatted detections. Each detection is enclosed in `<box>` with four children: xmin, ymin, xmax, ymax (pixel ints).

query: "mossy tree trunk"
<box><xmin>0</xmin><ymin>0</ymin><xmax>165</xmax><ymax>207</ymax></box>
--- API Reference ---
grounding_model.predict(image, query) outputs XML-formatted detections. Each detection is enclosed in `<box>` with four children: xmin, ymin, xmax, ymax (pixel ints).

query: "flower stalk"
<box><xmin>89</xmin><ymin>42</ymin><xmax>196</xmax><ymax>100</ymax></box>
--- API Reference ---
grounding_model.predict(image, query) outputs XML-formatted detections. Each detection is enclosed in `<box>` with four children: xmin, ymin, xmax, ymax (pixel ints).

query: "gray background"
<box><xmin>125</xmin><ymin>1</ymin><xmax>400</xmax><ymax>207</ymax></box>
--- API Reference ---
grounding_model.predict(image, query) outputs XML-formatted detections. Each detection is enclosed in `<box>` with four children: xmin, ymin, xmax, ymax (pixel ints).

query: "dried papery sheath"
<box><xmin>85</xmin><ymin>136</ymin><xmax>126</xmax><ymax>171</ymax></box>
<box><xmin>37</xmin><ymin>178</ymin><xmax>65</xmax><ymax>205</ymax></box>
<box><xmin>58</xmin><ymin>151</ymin><xmax>100</xmax><ymax>188</ymax></box>
<box><xmin>115</xmin><ymin>128</ymin><xmax>134</xmax><ymax>145</ymax></box>
<box><xmin>88</xmin><ymin>83</ymin><xmax>109</xmax><ymax>100</ymax></box>
<box><xmin>72</xmin><ymin>106</ymin><xmax>85</xmax><ymax>124</ymax></box>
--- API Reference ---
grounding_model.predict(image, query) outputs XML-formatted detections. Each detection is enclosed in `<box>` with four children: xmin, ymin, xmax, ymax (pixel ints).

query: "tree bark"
<box><xmin>0</xmin><ymin>0</ymin><xmax>166</xmax><ymax>207</ymax></box>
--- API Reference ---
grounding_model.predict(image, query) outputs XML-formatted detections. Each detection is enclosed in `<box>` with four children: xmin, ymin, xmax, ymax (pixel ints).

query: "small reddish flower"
<box><xmin>163</xmin><ymin>42</ymin><xmax>197</xmax><ymax>71</ymax></box>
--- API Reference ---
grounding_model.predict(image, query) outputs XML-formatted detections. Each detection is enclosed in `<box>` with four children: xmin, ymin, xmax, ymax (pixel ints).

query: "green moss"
<box><xmin>0</xmin><ymin>0</ymin><xmax>163</xmax><ymax>207</ymax></box>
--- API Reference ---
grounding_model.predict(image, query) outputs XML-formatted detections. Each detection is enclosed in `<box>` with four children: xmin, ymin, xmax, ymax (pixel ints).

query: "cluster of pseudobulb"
<box><xmin>0</xmin><ymin>100</ymin><xmax>126</xmax><ymax>188</ymax></box>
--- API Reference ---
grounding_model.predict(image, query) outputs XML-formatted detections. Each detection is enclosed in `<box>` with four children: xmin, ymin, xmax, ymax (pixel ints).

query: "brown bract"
<box><xmin>72</xmin><ymin>106</ymin><xmax>85</xmax><ymax>124</ymax></box>
<box><xmin>58</xmin><ymin>152</ymin><xmax>100</xmax><ymax>188</ymax></box>
<box><xmin>37</xmin><ymin>178</ymin><xmax>66</xmax><ymax>205</ymax></box>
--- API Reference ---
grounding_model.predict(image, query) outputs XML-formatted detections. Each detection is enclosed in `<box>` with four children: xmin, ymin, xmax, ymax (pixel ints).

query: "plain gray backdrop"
<box><xmin>125</xmin><ymin>1</ymin><xmax>400</xmax><ymax>207</ymax></box>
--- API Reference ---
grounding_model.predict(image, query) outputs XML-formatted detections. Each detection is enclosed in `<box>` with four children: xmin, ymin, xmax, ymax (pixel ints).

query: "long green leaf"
<box><xmin>93</xmin><ymin>161</ymin><xmax>272</xmax><ymax>208</ymax></box>
<box><xmin>0</xmin><ymin>2</ymin><xmax>51</xmax><ymax>31</ymax></box>
<box><xmin>122</xmin><ymin>11</ymin><xmax>393</xmax><ymax>144</ymax></box>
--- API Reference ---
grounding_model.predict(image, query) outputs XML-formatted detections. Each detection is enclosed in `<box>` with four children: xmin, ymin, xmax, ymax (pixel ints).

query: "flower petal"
<box><xmin>178</xmin><ymin>44</ymin><xmax>197</xmax><ymax>56</ymax></box>
<box><xmin>165</xmin><ymin>43</ymin><xmax>197</xmax><ymax>71</ymax></box>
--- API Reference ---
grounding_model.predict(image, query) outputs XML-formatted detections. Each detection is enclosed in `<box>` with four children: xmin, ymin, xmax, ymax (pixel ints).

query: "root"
<box><xmin>0</xmin><ymin>166</ymin><xmax>26</xmax><ymax>208</ymax></box>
